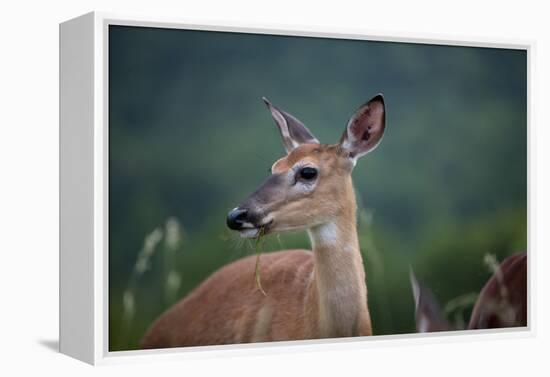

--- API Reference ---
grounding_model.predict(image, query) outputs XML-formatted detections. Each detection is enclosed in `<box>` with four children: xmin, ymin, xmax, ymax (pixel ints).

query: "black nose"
<box><xmin>227</xmin><ymin>208</ymin><xmax>249</xmax><ymax>230</ymax></box>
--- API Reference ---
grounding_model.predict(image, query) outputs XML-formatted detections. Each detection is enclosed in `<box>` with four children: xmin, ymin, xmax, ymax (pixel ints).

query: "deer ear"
<box><xmin>339</xmin><ymin>94</ymin><xmax>385</xmax><ymax>161</ymax></box>
<box><xmin>410</xmin><ymin>268</ymin><xmax>452</xmax><ymax>333</ymax></box>
<box><xmin>262</xmin><ymin>97</ymin><xmax>319</xmax><ymax>153</ymax></box>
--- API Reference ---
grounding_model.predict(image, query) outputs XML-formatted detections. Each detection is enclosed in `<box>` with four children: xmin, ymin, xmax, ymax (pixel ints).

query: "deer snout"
<box><xmin>226</xmin><ymin>207</ymin><xmax>250</xmax><ymax>230</ymax></box>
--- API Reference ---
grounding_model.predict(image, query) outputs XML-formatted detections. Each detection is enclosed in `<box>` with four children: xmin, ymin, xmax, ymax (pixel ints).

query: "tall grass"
<box><xmin>118</xmin><ymin>217</ymin><xmax>185</xmax><ymax>349</ymax></box>
<box><xmin>163</xmin><ymin>218</ymin><xmax>184</xmax><ymax>305</ymax></box>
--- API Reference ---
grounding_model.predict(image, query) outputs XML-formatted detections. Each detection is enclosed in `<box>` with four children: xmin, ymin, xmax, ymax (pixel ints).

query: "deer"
<box><xmin>410</xmin><ymin>252</ymin><xmax>527</xmax><ymax>333</ymax></box>
<box><xmin>140</xmin><ymin>94</ymin><xmax>386</xmax><ymax>349</ymax></box>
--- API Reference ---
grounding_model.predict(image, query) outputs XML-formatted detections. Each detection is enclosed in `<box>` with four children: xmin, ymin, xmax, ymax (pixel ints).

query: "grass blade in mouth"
<box><xmin>254</xmin><ymin>226</ymin><xmax>268</xmax><ymax>296</ymax></box>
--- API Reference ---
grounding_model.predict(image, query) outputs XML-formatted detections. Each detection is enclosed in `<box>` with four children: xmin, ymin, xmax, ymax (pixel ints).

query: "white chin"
<box><xmin>239</xmin><ymin>228</ymin><xmax>260</xmax><ymax>238</ymax></box>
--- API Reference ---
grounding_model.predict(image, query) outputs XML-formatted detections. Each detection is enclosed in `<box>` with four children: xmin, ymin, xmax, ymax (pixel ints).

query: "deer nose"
<box><xmin>226</xmin><ymin>208</ymin><xmax>249</xmax><ymax>230</ymax></box>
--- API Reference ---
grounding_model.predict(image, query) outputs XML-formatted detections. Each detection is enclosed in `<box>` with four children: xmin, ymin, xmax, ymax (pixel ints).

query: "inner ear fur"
<box><xmin>340</xmin><ymin>94</ymin><xmax>385</xmax><ymax>159</ymax></box>
<box><xmin>263</xmin><ymin>97</ymin><xmax>319</xmax><ymax>153</ymax></box>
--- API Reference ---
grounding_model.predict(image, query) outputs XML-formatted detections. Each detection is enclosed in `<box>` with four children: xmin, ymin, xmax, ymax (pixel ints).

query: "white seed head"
<box><xmin>143</xmin><ymin>227</ymin><xmax>163</xmax><ymax>257</ymax></box>
<box><xmin>122</xmin><ymin>290</ymin><xmax>135</xmax><ymax>319</ymax></box>
<box><xmin>134</xmin><ymin>257</ymin><xmax>149</xmax><ymax>275</ymax></box>
<box><xmin>165</xmin><ymin>217</ymin><xmax>182</xmax><ymax>250</ymax></box>
<box><xmin>166</xmin><ymin>270</ymin><xmax>181</xmax><ymax>292</ymax></box>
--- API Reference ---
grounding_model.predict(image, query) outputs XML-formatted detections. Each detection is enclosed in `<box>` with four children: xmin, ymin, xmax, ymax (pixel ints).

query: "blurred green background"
<box><xmin>108</xmin><ymin>25</ymin><xmax>527</xmax><ymax>351</ymax></box>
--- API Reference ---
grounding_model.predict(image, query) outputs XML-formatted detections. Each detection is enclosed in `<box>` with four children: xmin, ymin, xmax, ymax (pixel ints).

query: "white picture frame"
<box><xmin>59</xmin><ymin>11</ymin><xmax>533</xmax><ymax>365</ymax></box>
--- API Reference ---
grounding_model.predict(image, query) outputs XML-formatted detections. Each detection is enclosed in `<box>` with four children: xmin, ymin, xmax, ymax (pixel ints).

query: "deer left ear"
<box><xmin>339</xmin><ymin>94</ymin><xmax>386</xmax><ymax>161</ymax></box>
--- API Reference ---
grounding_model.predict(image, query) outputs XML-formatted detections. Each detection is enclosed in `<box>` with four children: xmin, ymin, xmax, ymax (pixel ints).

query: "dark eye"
<box><xmin>299</xmin><ymin>167</ymin><xmax>318</xmax><ymax>181</ymax></box>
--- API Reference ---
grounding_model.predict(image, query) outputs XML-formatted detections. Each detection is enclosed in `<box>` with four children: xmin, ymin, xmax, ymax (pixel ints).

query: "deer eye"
<box><xmin>298</xmin><ymin>167</ymin><xmax>318</xmax><ymax>181</ymax></box>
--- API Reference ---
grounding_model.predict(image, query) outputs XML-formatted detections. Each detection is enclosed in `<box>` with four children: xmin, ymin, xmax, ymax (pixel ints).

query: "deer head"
<box><xmin>226</xmin><ymin>95</ymin><xmax>386</xmax><ymax>238</ymax></box>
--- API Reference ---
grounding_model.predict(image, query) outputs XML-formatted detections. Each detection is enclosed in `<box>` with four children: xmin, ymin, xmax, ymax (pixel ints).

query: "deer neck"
<box><xmin>307</xmin><ymin>188</ymin><xmax>368</xmax><ymax>338</ymax></box>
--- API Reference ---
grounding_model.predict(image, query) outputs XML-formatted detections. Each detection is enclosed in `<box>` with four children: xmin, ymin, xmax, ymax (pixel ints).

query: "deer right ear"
<box><xmin>262</xmin><ymin>97</ymin><xmax>319</xmax><ymax>153</ymax></box>
<box><xmin>339</xmin><ymin>94</ymin><xmax>386</xmax><ymax>162</ymax></box>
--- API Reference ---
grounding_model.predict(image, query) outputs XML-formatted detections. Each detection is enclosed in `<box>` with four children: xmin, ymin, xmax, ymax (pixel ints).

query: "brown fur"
<box><xmin>468</xmin><ymin>252</ymin><xmax>527</xmax><ymax>329</ymax></box>
<box><xmin>141</xmin><ymin>250</ymin><xmax>320</xmax><ymax>347</ymax></box>
<box><xmin>141</xmin><ymin>146</ymin><xmax>372</xmax><ymax>349</ymax></box>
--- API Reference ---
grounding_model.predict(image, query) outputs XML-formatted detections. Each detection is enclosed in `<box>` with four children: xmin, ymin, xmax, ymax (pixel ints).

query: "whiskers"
<box><xmin>220</xmin><ymin>228</ymin><xmax>256</xmax><ymax>262</ymax></box>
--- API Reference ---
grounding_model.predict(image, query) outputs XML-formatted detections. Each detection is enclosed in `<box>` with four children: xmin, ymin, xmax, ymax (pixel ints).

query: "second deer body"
<box><xmin>141</xmin><ymin>95</ymin><xmax>386</xmax><ymax>348</ymax></box>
